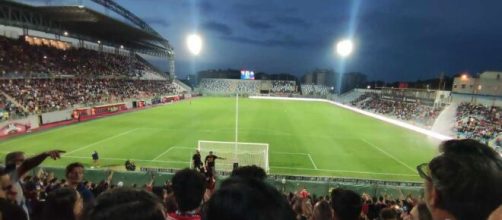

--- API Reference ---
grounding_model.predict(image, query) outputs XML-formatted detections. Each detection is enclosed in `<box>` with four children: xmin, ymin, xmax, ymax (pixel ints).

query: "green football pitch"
<box><xmin>0</xmin><ymin>97</ymin><xmax>440</xmax><ymax>181</ymax></box>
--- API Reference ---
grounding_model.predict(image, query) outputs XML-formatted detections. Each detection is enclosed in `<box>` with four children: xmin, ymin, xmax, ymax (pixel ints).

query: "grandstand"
<box><xmin>0</xmin><ymin>1</ymin><xmax>500</xmax><ymax>220</ymax></box>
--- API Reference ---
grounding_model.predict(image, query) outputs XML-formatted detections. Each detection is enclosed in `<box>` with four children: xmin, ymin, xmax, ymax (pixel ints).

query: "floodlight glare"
<box><xmin>336</xmin><ymin>39</ymin><xmax>354</xmax><ymax>57</ymax></box>
<box><xmin>186</xmin><ymin>34</ymin><xmax>203</xmax><ymax>55</ymax></box>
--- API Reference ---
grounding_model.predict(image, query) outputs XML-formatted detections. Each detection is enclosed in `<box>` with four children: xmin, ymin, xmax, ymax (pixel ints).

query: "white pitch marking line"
<box><xmin>66</xmin><ymin>128</ymin><xmax>141</xmax><ymax>155</ymax></box>
<box><xmin>62</xmin><ymin>155</ymin><xmax>189</xmax><ymax>164</ymax></box>
<box><xmin>152</xmin><ymin>147</ymin><xmax>176</xmax><ymax>161</ymax></box>
<box><xmin>307</xmin><ymin>154</ymin><xmax>318</xmax><ymax>170</ymax></box>
<box><xmin>270</xmin><ymin>151</ymin><xmax>309</xmax><ymax>155</ymax></box>
<box><xmin>360</xmin><ymin>138</ymin><xmax>416</xmax><ymax>173</ymax></box>
<box><xmin>270</xmin><ymin>166</ymin><xmax>418</xmax><ymax>177</ymax></box>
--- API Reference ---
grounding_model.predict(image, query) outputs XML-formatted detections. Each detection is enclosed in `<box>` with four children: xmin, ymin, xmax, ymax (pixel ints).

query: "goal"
<box><xmin>197</xmin><ymin>140</ymin><xmax>269</xmax><ymax>172</ymax></box>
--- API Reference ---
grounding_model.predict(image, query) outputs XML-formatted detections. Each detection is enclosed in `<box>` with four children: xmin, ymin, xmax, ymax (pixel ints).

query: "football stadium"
<box><xmin>0</xmin><ymin>1</ymin><xmax>501</xmax><ymax>220</ymax></box>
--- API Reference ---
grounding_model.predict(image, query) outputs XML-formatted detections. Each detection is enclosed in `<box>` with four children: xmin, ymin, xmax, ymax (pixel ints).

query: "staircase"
<box><xmin>0</xmin><ymin>90</ymin><xmax>30</xmax><ymax>113</ymax></box>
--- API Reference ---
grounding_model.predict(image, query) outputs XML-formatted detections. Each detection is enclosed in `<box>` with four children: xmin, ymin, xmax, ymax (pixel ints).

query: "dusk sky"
<box><xmin>25</xmin><ymin>0</ymin><xmax>502</xmax><ymax>81</ymax></box>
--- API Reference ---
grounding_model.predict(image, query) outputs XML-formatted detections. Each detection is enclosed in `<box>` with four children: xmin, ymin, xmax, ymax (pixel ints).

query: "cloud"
<box><xmin>200</xmin><ymin>1</ymin><xmax>214</xmax><ymax>14</ymax></box>
<box><xmin>243</xmin><ymin>18</ymin><xmax>274</xmax><ymax>31</ymax></box>
<box><xmin>202</xmin><ymin>21</ymin><xmax>233</xmax><ymax>36</ymax></box>
<box><xmin>274</xmin><ymin>16</ymin><xmax>310</xmax><ymax>28</ymax></box>
<box><xmin>223</xmin><ymin>35</ymin><xmax>313</xmax><ymax>48</ymax></box>
<box><xmin>142</xmin><ymin>17</ymin><xmax>170</xmax><ymax>28</ymax></box>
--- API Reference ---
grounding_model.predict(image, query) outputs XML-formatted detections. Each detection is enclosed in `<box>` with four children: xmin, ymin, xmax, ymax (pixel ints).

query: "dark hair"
<box><xmin>429</xmin><ymin>139</ymin><xmax>502</xmax><ymax>220</ymax></box>
<box><xmin>312</xmin><ymin>200</ymin><xmax>332</xmax><ymax>220</ymax></box>
<box><xmin>42</xmin><ymin>188</ymin><xmax>79</xmax><ymax>220</ymax></box>
<box><xmin>5</xmin><ymin>151</ymin><xmax>23</xmax><ymax>165</ymax></box>
<box><xmin>416</xmin><ymin>202</ymin><xmax>432</xmax><ymax>220</ymax></box>
<box><xmin>379</xmin><ymin>207</ymin><xmax>397</xmax><ymax>220</ymax></box>
<box><xmin>203</xmin><ymin>177</ymin><xmax>295</xmax><ymax>220</ymax></box>
<box><xmin>83</xmin><ymin>188</ymin><xmax>165</xmax><ymax>220</ymax></box>
<box><xmin>65</xmin><ymin>162</ymin><xmax>84</xmax><ymax>177</ymax></box>
<box><xmin>330</xmin><ymin>189</ymin><xmax>362</xmax><ymax>220</ymax></box>
<box><xmin>171</xmin><ymin>168</ymin><xmax>206</xmax><ymax>212</ymax></box>
<box><xmin>230</xmin><ymin>165</ymin><xmax>267</xmax><ymax>181</ymax></box>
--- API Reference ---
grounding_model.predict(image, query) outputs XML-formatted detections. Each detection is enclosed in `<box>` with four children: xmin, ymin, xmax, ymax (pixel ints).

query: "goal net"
<box><xmin>197</xmin><ymin>140</ymin><xmax>269</xmax><ymax>172</ymax></box>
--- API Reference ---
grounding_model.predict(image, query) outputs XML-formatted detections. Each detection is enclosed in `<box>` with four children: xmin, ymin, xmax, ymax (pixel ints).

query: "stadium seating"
<box><xmin>0</xmin><ymin>79</ymin><xmax>180</xmax><ymax>114</ymax></box>
<box><xmin>300</xmin><ymin>84</ymin><xmax>330</xmax><ymax>97</ymax></box>
<box><xmin>0</xmin><ymin>36</ymin><xmax>158</xmax><ymax>78</ymax></box>
<box><xmin>455</xmin><ymin>103</ymin><xmax>502</xmax><ymax>149</ymax></box>
<box><xmin>351</xmin><ymin>92</ymin><xmax>442</xmax><ymax>127</ymax></box>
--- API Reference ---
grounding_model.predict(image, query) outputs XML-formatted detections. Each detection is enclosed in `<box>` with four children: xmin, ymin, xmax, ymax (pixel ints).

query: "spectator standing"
<box><xmin>417</xmin><ymin>139</ymin><xmax>502</xmax><ymax>220</ymax></box>
<box><xmin>330</xmin><ymin>189</ymin><xmax>362</xmax><ymax>220</ymax></box>
<box><xmin>83</xmin><ymin>188</ymin><xmax>165</xmax><ymax>220</ymax></box>
<box><xmin>41</xmin><ymin>187</ymin><xmax>83</xmax><ymax>220</ymax></box>
<box><xmin>0</xmin><ymin>167</ymin><xmax>27</xmax><ymax>220</ymax></box>
<box><xmin>4</xmin><ymin>150</ymin><xmax>64</xmax><ymax>219</ymax></box>
<box><xmin>65</xmin><ymin>162</ymin><xmax>95</xmax><ymax>207</ymax></box>
<box><xmin>168</xmin><ymin>169</ymin><xmax>206</xmax><ymax>220</ymax></box>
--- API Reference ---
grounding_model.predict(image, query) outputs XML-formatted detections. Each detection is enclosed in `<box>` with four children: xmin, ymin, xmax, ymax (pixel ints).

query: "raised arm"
<box><xmin>18</xmin><ymin>150</ymin><xmax>65</xmax><ymax>177</ymax></box>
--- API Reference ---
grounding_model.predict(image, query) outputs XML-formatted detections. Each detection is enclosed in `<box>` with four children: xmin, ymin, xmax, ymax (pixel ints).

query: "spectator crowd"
<box><xmin>352</xmin><ymin>93</ymin><xmax>442</xmax><ymax>127</ymax></box>
<box><xmin>0</xmin><ymin>36</ymin><xmax>155</xmax><ymax>78</ymax></box>
<box><xmin>301</xmin><ymin>84</ymin><xmax>330</xmax><ymax>97</ymax></box>
<box><xmin>0</xmin><ymin>79</ymin><xmax>180</xmax><ymax>114</ymax></box>
<box><xmin>0</xmin><ymin>139</ymin><xmax>500</xmax><ymax>220</ymax></box>
<box><xmin>455</xmin><ymin>102</ymin><xmax>502</xmax><ymax>148</ymax></box>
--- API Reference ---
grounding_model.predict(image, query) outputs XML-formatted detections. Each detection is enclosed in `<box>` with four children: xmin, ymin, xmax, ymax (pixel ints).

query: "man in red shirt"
<box><xmin>167</xmin><ymin>169</ymin><xmax>206</xmax><ymax>220</ymax></box>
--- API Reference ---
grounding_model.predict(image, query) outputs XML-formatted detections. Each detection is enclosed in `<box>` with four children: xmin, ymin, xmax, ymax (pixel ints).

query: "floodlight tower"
<box><xmin>335</xmin><ymin>39</ymin><xmax>354</xmax><ymax>94</ymax></box>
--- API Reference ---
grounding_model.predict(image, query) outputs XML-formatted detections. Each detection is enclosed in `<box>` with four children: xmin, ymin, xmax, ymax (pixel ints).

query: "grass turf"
<box><xmin>0</xmin><ymin>97</ymin><xmax>439</xmax><ymax>181</ymax></box>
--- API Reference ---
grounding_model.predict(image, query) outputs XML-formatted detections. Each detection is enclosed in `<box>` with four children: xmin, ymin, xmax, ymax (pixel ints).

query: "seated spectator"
<box><xmin>0</xmin><ymin>167</ymin><xmax>27</xmax><ymax>220</ymax></box>
<box><xmin>65</xmin><ymin>162</ymin><xmax>95</xmax><ymax>207</ymax></box>
<box><xmin>83</xmin><ymin>188</ymin><xmax>165</xmax><ymax>220</ymax></box>
<box><xmin>417</xmin><ymin>139</ymin><xmax>502</xmax><ymax>220</ymax></box>
<box><xmin>311</xmin><ymin>200</ymin><xmax>332</xmax><ymax>220</ymax></box>
<box><xmin>168</xmin><ymin>168</ymin><xmax>206</xmax><ymax>220</ymax></box>
<box><xmin>203</xmin><ymin>177</ymin><xmax>295</xmax><ymax>220</ymax></box>
<box><xmin>41</xmin><ymin>187</ymin><xmax>83</xmax><ymax>220</ymax></box>
<box><xmin>330</xmin><ymin>188</ymin><xmax>362</xmax><ymax>220</ymax></box>
<box><xmin>230</xmin><ymin>165</ymin><xmax>267</xmax><ymax>181</ymax></box>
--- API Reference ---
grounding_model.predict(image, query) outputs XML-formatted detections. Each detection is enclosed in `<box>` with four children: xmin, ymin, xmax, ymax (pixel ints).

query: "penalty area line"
<box><xmin>360</xmin><ymin>138</ymin><xmax>416</xmax><ymax>173</ymax></box>
<box><xmin>62</xmin><ymin>155</ymin><xmax>189</xmax><ymax>164</ymax></box>
<box><xmin>307</xmin><ymin>154</ymin><xmax>318</xmax><ymax>170</ymax></box>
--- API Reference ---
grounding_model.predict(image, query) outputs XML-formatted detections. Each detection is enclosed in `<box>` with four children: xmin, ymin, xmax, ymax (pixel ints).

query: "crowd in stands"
<box><xmin>455</xmin><ymin>102</ymin><xmax>502</xmax><ymax>148</ymax></box>
<box><xmin>301</xmin><ymin>84</ymin><xmax>330</xmax><ymax>97</ymax></box>
<box><xmin>198</xmin><ymin>79</ymin><xmax>236</xmax><ymax>94</ymax></box>
<box><xmin>272</xmin><ymin>80</ymin><xmax>296</xmax><ymax>93</ymax></box>
<box><xmin>198</xmin><ymin>79</ymin><xmax>299</xmax><ymax>95</ymax></box>
<box><xmin>0</xmin><ymin>139</ymin><xmax>500</xmax><ymax>220</ymax></box>
<box><xmin>0</xmin><ymin>36</ymin><xmax>156</xmax><ymax>79</ymax></box>
<box><xmin>352</xmin><ymin>93</ymin><xmax>442</xmax><ymax>127</ymax></box>
<box><xmin>0</xmin><ymin>79</ymin><xmax>180</xmax><ymax>114</ymax></box>
<box><xmin>0</xmin><ymin>94</ymin><xmax>26</xmax><ymax>120</ymax></box>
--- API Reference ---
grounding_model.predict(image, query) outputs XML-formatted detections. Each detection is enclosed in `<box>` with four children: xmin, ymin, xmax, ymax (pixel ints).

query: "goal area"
<box><xmin>197</xmin><ymin>140</ymin><xmax>269</xmax><ymax>172</ymax></box>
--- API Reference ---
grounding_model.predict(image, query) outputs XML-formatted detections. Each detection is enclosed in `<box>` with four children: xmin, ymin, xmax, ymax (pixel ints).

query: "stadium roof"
<box><xmin>0</xmin><ymin>0</ymin><xmax>173</xmax><ymax>57</ymax></box>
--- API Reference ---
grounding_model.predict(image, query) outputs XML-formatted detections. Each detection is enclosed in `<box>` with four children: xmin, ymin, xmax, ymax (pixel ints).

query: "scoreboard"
<box><xmin>240</xmin><ymin>70</ymin><xmax>255</xmax><ymax>80</ymax></box>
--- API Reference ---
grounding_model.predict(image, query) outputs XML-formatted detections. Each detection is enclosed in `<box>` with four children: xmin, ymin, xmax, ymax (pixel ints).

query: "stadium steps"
<box><xmin>431</xmin><ymin>103</ymin><xmax>457</xmax><ymax>137</ymax></box>
<box><xmin>0</xmin><ymin>90</ymin><xmax>29</xmax><ymax>113</ymax></box>
<box><xmin>174</xmin><ymin>79</ymin><xmax>191</xmax><ymax>92</ymax></box>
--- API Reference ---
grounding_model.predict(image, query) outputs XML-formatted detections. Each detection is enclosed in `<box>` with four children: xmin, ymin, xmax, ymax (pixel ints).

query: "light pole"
<box><xmin>335</xmin><ymin>39</ymin><xmax>354</xmax><ymax>94</ymax></box>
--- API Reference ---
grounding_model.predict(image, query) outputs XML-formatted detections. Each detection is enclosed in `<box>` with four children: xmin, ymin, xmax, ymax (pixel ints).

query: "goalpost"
<box><xmin>192</xmin><ymin>93</ymin><xmax>270</xmax><ymax>173</ymax></box>
<box><xmin>197</xmin><ymin>140</ymin><xmax>269</xmax><ymax>172</ymax></box>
